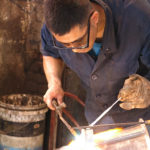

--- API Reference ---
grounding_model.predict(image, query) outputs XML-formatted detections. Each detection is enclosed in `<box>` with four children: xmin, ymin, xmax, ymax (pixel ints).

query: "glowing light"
<box><xmin>68</xmin><ymin>134</ymin><xmax>101</xmax><ymax>150</ymax></box>
<box><xmin>65</xmin><ymin>128</ymin><xmax>122</xmax><ymax>150</ymax></box>
<box><xmin>94</xmin><ymin>128</ymin><xmax>123</xmax><ymax>144</ymax></box>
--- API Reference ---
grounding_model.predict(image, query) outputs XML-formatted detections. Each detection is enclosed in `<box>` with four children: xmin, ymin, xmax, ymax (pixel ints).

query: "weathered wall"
<box><xmin>0</xmin><ymin>0</ymin><xmax>46</xmax><ymax>95</ymax></box>
<box><xmin>0</xmin><ymin>0</ymin><xmax>25</xmax><ymax>94</ymax></box>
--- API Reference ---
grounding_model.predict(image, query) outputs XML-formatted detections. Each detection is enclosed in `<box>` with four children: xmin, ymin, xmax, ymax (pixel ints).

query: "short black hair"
<box><xmin>44</xmin><ymin>0</ymin><xmax>91</xmax><ymax>35</ymax></box>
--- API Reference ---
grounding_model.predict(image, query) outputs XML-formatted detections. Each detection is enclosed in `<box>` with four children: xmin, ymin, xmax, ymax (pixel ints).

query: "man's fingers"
<box><xmin>43</xmin><ymin>95</ymin><xmax>55</xmax><ymax>110</ymax></box>
<box><xmin>43</xmin><ymin>94</ymin><xmax>64</xmax><ymax>110</ymax></box>
<box><xmin>48</xmin><ymin>98</ymin><xmax>56</xmax><ymax>110</ymax></box>
<box><xmin>118</xmin><ymin>74</ymin><xmax>150</xmax><ymax>110</ymax></box>
<box><xmin>128</xmin><ymin>74</ymin><xmax>140</xmax><ymax>81</ymax></box>
<box><xmin>119</xmin><ymin>102</ymin><xmax>135</xmax><ymax>110</ymax></box>
<box><xmin>130</xmin><ymin>99</ymin><xmax>149</xmax><ymax>109</ymax></box>
<box><xmin>119</xmin><ymin>99</ymin><xmax>147</xmax><ymax>110</ymax></box>
<box><xmin>57</xmin><ymin>95</ymin><xmax>63</xmax><ymax>105</ymax></box>
<box><xmin>119</xmin><ymin>99</ymin><xmax>140</xmax><ymax>110</ymax></box>
<box><xmin>119</xmin><ymin>101</ymin><xmax>148</xmax><ymax>110</ymax></box>
<box><xmin>119</xmin><ymin>93</ymin><xmax>137</xmax><ymax>102</ymax></box>
<box><xmin>119</xmin><ymin>92</ymin><xmax>134</xmax><ymax>101</ymax></box>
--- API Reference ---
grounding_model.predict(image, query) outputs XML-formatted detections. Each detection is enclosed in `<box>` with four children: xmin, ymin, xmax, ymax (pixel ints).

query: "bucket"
<box><xmin>0</xmin><ymin>94</ymin><xmax>48</xmax><ymax>150</ymax></box>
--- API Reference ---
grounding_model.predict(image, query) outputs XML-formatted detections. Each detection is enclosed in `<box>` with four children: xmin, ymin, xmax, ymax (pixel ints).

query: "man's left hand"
<box><xmin>118</xmin><ymin>74</ymin><xmax>150</xmax><ymax>110</ymax></box>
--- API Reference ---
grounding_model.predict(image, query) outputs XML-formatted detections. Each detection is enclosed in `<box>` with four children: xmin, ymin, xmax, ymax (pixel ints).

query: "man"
<box><xmin>41</xmin><ymin>0</ymin><xmax>150</xmax><ymax>125</ymax></box>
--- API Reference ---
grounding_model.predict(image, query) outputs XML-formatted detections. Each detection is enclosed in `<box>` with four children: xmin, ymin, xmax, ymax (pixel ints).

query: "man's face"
<box><xmin>52</xmin><ymin>11</ymin><xmax>99</xmax><ymax>53</ymax></box>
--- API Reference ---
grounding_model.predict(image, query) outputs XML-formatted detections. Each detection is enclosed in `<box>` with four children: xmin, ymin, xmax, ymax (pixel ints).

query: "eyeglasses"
<box><xmin>52</xmin><ymin>11</ymin><xmax>94</xmax><ymax>49</ymax></box>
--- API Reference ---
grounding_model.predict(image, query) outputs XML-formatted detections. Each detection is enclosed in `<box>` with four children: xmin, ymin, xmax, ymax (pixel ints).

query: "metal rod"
<box><xmin>97</xmin><ymin>130</ymin><xmax>145</xmax><ymax>146</ymax></box>
<box><xmin>73</xmin><ymin>120</ymin><xmax>150</xmax><ymax>130</ymax></box>
<box><xmin>89</xmin><ymin>98</ymin><xmax>121</xmax><ymax>126</ymax></box>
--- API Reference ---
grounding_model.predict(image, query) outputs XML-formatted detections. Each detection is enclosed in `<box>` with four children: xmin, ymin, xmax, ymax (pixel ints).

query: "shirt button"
<box><xmin>104</xmin><ymin>48</ymin><xmax>112</xmax><ymax>58</ymax></box>
<box><xmin>91</xmin><ymin>75</ymin><xmax>98</xmax><ymax>80</ymax></box>
<box><xmin>105</xmin><ymin>48</ymin><xmax>111</xmax><ymax>51</ymax></box>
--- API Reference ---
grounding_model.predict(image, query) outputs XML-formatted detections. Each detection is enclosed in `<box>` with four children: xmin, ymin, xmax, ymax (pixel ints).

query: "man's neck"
<box><xmin>91</xmin><ymin>2</ymin><xmax>106</xmax><ymax>39</ymax></box>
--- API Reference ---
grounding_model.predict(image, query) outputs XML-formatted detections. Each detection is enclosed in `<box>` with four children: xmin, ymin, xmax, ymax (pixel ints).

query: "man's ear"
<box><xmin>90</xmin><ymin>11</ymin><xmax>99</xmax><ymax>25</ymax></box>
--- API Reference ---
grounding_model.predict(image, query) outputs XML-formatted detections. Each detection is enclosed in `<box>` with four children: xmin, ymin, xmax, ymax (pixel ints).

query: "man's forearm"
<box><xmin>43</xmin><ymin>56</ymin><xmax>64</xmax><ymax>87</ymax></box>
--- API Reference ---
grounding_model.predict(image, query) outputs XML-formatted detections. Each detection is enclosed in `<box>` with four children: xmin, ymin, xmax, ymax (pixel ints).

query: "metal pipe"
<box><xmin>73</xmin><ymin>120</ymin><xmax>150</xmax><ymax>130</ymax></box>
<box><xmin>98</xmin><ymin>130</ymin><xmax>145</xmax><ymax>145</ymax></box>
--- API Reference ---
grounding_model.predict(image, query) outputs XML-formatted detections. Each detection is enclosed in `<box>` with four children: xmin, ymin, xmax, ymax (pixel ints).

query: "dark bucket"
<box><xmin>0</xmin><ymin>94</ymin><xmax>48</xmax><ymax>150</ymax></box>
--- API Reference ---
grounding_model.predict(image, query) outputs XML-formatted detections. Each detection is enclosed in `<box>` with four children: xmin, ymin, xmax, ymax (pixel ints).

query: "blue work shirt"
<box><xmin>41</xmin><ymin>0</ymin><xmax>150</xmax><ymax>125</ymax></box>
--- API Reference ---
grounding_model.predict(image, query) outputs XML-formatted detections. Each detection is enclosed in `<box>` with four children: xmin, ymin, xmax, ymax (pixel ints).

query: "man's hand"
<box><xmin>43</xmin><ymin>56</ymin><xmax>65</xmax><ymax>110</ymax></box>
<box><xmin>43</xmin><ymin>81</ymin><xmax>64</xmax><ymax>110</ymax></box>
<box><xmin>118</xmin><ymin>74</ymin><xmax>150</xmax><ymax>110</ymax></box>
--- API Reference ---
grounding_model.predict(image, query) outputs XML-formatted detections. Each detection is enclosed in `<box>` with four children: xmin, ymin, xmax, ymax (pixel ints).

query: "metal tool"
<box><xmin>74</xmin><ymin>120</ymin><xmax>150</xmax><ymax>130</ymax></box>
<box><xmin>58</xmin><ymin>119</ymin><xmax>150</xmax><ymax>150</ymax></box>
<box><xmin>90</xmin><ymin>98</ymin><xmax>121</xmax><ymax>126</ymax></box>
<box><xmin>52</xmin><ymin>99</ymin><xmax>77</xmax><ymax>137</ymax></box>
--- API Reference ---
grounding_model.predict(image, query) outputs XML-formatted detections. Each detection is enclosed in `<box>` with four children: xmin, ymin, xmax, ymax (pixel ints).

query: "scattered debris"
<box><xmin>0</xmin><ymin>94</ymin><xmax>44</xmax><ymax>106</ymax></box>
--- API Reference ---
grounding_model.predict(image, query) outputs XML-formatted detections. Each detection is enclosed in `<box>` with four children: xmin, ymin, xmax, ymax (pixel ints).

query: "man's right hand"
<box><xmin>43</xmin><ymin>56</ymin><xmax>65</xmax><ymax>110</ymax></box>
<box><xmin>43</xmin><ymin>82</ymin><xmax>64</xmax><ymax>110</ymax></box>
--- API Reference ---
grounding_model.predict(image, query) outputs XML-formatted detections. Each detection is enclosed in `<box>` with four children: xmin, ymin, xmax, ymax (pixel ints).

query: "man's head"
<box><xmin>45</xmin><ymin>0</ymin><xmax>102</xmax><ymax>53</ymax></box>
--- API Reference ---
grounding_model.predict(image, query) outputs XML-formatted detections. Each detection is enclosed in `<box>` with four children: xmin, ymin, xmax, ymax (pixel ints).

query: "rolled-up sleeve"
<box><xmin>40</xmin><ymin>24</ymin><xmax>61</xmax><ymax>58</ymax></box>
<box><xmin>140</xmin><ymin>34</ymin><xmax>150</xmax><ymax>80</ymax></box>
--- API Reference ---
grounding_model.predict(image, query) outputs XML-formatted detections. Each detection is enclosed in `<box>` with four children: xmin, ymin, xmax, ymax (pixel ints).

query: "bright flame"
<box><xmin>68</xmin><ymin>135</ymin><xmax>101</xmax><ymax>150</ymax></box>
<box><xmin>93</xmin><ymin>128</ymin><xmax>123</xmax><ymax>144</ymax></box>
<box><xmin>65</xmin><ymin>128</ymin><xmax>122</xmax><ymax>150</ymax></box>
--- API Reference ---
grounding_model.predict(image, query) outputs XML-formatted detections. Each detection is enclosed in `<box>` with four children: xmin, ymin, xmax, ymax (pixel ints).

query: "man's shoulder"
<box><xmin>41</xmin><ymin>24</ymin><xmax>54</xmax><ymax>44</ymax></box>
<box><xmin>103</xmin><ymin>0</ymin><xmax>150</xmax><ymax>16</ymax></box>
<box><xmin>122</xmin><ymin>0</ymin><xmax>150</xmax><ymax>31</ymax></box>
<box><xmin>106</xmin><ymin>0</ymin><xmax>150</xmax><ymax>32</ymax></box>
<box><xmin>41</xmin><ymin>24</ymin><xmax>52</xmax><ymax>37</ymax></box>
